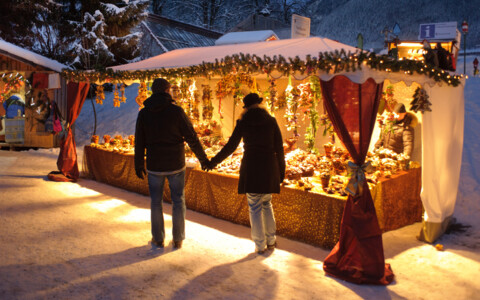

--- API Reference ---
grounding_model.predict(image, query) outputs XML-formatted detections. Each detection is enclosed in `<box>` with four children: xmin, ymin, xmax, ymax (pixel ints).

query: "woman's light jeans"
<box><xmin>246</xmin><ymin>193</ymin><xmax>276</xmax><ymax>251</ymax></box>
<box><xmin>147</xmin><ymin>170</ymin><xmax>186</xmax><ymax>243</ymax></box>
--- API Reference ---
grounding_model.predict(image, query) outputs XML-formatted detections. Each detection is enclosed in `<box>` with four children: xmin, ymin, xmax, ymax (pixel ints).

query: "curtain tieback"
<box><xmin>345</xmin><ymin>161</ymin><xmax>373</xmax><ymax>197</ymax></box>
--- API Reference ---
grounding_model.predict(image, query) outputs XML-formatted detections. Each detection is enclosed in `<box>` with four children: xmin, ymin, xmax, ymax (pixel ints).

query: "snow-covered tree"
<box><xmin>30</xmin><ymin>1</ymin><xmax>74</xmax><ymax>62</ymax></box>
<box><xmin>72</xmin><ymin>10</ymin><xmax>114</xmax><ymax>69</ymax></box>
<box><xmin>69</xmin><ymin>0</ymin><xmax>148</xmax><ymax>69</ymax></box>
<box><xmin>0</xmin><ymin>1</ymin><xmax>43</xmax><ymax>48</ymax></box>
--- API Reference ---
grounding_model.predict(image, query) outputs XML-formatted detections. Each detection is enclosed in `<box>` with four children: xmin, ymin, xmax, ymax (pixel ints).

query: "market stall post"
<box><xmin>320</xmin><ymin>75</ymin><xmax>394</xmax><ymax>285</ymax></box>
<box><xmin>48</xmin><ymin>82</ymin><xmax>89</xmax><ymax>182</ymax></box>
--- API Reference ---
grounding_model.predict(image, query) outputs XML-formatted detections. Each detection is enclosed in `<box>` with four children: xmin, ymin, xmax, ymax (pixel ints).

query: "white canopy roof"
<box><xmin>112</xmin><ymin>37</ymin><xmax>358</xmax><ymax>71</ymax></box>
<box><xmin>0</xmin><ymin>39</ymin><xmax>68</xmax><ymax>73</ymax></box>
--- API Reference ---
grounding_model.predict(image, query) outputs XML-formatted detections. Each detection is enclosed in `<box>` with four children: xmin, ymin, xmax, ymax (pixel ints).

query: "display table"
<box><xmin>83</xmin><ymin>145</ymin><xmax>422</xmax><ymax>249</ymax></box>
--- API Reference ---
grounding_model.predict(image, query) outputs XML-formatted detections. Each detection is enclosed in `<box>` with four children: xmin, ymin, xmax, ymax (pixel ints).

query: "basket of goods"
<box><xmin>327</xmin><ymin>176</ymin><xmax>348</xmax><ymax>196</ymax></box>
<box><xmin>301</xmin><ymin>165</ymin><xmax>315</xmax><ymax>177</ymax></box>
<box><xmin>332</xmin><ymin>158</ymin><xmax>346</xmax><ymax>175</ymax></box>
<box><xmin>91</xmin><ymin>135</ymin><xmax>99</xmax><ymax>144</ymax></box>
<box><xmin>323</xmin><ymin>142</ymin><xmax>334</xmax><ymax>158</ymax></box>
<box><xmin>397</xmin><ymin>153</ymin><xmax>409</xmax><ymax>170</ymax></box>
<box><xmin>286</xmin><ymin>168</ymin><xmax>302</xmax><ymax>180</ymax></box>
<box><xmin>103</xmin><ymin>135</ymin><xmax>111</xmax><ymax>144</ymax></box>
<box><xmin>128</xmin><ymin>135</ymin><xmax>135</xmax><ymax>146</ymax></box>
<box><xmin>285</xmin><ymin>137</ymin><xmax>297</xmax><ymax>152</ymax></box>
<box><xmin>319</xmin><ymin>170</ymin><xmax>331</xmax><ymax>190</ymax></box>
<box><xmin>296</xmin><ymin>178</ymin><xmax>313</xmax><ymax>191</ymax></box>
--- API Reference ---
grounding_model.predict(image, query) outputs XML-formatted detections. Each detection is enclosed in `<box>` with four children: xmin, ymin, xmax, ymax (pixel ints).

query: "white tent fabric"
<box><xmin>111</xmin><ymin>36</ymin><xmax>465</xmax><ymax>243</ymax></box>
<box><xmin>419</xmin><ymin>84</ymin><xmax>465</xmax><ymax>242</ymax></box>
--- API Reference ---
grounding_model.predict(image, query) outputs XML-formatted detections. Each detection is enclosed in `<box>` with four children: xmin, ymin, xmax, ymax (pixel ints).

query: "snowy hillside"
<box><xmin>308</xmin><ymin>0</ymin><xmax>480</xmax><ymax>50</ymax></box>
<box><xmin>158</xmin><ymin>0</ymin><xmax>480</xmax><ymax>51</ymax></box>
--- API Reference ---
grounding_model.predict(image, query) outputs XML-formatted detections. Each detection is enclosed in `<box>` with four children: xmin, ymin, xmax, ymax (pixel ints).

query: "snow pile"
<box><xmin>0</xmin><ymin>39</ymin><xmax>68</xmax><ymax>72</ymax></box>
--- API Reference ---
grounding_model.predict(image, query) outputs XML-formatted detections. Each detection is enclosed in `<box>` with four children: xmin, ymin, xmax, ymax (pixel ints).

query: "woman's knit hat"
<box><xmin>242</xmin><ymin>93</ymin><xmax>263</xmax><ymax>108</ymax></box>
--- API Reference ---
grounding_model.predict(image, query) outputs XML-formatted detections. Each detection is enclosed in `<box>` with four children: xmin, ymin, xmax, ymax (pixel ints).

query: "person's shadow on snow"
<box><xmin>172</xmin><ymin>252</ymin><xmax>278</xmax><ymax>299</ymax></box>
<box><xmin>0</xmin><ymin>245</ymin><xmax>164</xmax><ymax>297</ymax></box>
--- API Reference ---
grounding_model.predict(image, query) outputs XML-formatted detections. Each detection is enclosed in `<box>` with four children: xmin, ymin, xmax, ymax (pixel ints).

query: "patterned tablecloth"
<box><xmin>83</xmin><ymin>145</ymin><xmax>422</xmax><ymax>249</ymax></box>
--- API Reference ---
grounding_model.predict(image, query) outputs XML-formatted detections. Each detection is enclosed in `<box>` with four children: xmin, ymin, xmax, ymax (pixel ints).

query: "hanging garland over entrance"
<box><xmin>61</xmin><ymin>51</ymin><xmax>464</xmax><ymax>87</ymax></box>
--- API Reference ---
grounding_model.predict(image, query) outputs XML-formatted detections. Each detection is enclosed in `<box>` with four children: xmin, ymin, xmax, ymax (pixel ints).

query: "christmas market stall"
<box><xmin>0</xmin><ymin>39</ymin><xmax>69</xmax><ymax>149</ymax></box>
<box><xmin>63</xmin><ymin>36</ymin><xmax>465</xmax><ymax>284</ymax></box>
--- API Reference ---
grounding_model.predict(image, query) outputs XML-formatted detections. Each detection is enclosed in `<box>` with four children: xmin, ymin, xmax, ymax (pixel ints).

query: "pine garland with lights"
<box><xmin>61</xmin><ymin>50</ymin><xmax>463</xmax><ymax>87</ymax></box>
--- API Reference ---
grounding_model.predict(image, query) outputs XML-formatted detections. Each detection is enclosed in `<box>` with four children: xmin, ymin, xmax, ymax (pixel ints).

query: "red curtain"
<box><xmin>321</xmin><ymin>75</ymin><xmax>394</xmax><ymax>285</ymax></box>
<box><xmin>49</xmin><ymin>82</ymin><xmax>89</xmax><ymax>182</ymax></box>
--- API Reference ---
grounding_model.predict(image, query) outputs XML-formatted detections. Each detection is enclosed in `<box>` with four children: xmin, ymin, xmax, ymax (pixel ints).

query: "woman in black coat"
<box><xmin>208</xmin><ymin>93</ymin><xmax>285</xmax><ymax>254</ymax></box>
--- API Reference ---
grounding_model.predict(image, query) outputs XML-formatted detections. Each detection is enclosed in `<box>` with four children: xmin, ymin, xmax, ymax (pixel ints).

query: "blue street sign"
<box><xmin>419</xmin><ymin>24</ymin><xmax>435</xmax><ymax>39</ymax></box>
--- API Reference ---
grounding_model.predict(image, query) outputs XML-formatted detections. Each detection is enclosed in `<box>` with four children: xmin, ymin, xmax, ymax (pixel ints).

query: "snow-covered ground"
<box><xmin>0</xmin><ymin>56</ymin><xmax>479</xmax><ymax>299</ymax></box>
<box><xmin>1</xmin><ymin>148</ymin><xmax>479</xmax><ymax>299</ymax></box>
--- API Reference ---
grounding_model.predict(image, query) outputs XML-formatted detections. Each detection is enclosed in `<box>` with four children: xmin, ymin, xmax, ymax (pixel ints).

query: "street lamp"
<box><xmin>462</xmin><ymin>20</ymin><xmax>468</xmax><ymax>74</ymax></box>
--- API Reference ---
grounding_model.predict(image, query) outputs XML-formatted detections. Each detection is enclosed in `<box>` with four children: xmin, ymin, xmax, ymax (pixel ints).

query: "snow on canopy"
<box><xmin>111</xmin><ymin>36</ymin><xmax>358</xmax><ymax>71</ymax></box>
<box><xmin>215</xmin><ymin>30</ymin><xmax>279</xmax><ymax>45</ymax></box>
<box><xmin>0</xmin><ymin>39</ymin><xmax>68</xmax><ymax>73</ymax></box>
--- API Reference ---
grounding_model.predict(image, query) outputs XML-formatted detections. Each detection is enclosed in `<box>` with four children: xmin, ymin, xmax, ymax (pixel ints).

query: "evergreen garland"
<box><xmin>61</xmin><ymin>50</ymin><xmax>463</xmax><ymax>87</ymax></box>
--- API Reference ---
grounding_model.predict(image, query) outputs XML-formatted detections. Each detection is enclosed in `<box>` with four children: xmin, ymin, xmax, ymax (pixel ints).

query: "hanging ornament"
<box><xmin>178</xmin><ymin>79</ymin><xmax>190</xmax><ymax>117</ymax></box>
<box><xmin>113</xmin><ymin>84</ymin><xmax>120</xmax><ymax>107</ymax></box>
<box><xmin>264</xmin><ymin>77</ymin><xmax>278</xmax><ymax>115</ymax></box>
<box><xmin>299</xmin><ymin>76</ymin><xmax>321</xmax><ymax>154</ymax></box>
<box><xmin>120</xmin><ymin>84</ymin><xmax>126</xmax><ymax>103</ymax></box>
<box><xmin>202</xmin><ymin>85</ymin><xmax>213</xmax><ymax>121</ymax></box>
<box><xmin>95</xmin><ymin>85</ymin><xmax>105</xmax><ymax>105</ymax></box>
<box><xmin>284</xmin><ymin>76</ymin><xmax>300</xmax><ymax>139</ymax></box>
<box><xmin>410</xmin><ymin>87</ymin><xmax>432</xmax><ymax>113</ymax></box>
<box><xmin>135</xmin><ymin>82</ymin><xmax>148</xmax><ymax>110</ymax></box>
<box><xmin>188</xmin><ymin>80</ymin><xmax>200</xmax><ymax>122</ymax></box>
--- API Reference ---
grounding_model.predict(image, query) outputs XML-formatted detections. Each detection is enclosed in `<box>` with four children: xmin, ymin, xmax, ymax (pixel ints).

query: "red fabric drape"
<box><xmin>321</xmin><ymin>76</ymin><xmax>394</xmax><ymax>285</ymax></box>
<box><xmin>49</xmin><ymin>82</ymin><xmax>89</xmax><ymax>182</ymax></box>
<box><xmin>32</xmin><ymin>73</ymin><xmax>49</xmax><ymax>89</ymax></box>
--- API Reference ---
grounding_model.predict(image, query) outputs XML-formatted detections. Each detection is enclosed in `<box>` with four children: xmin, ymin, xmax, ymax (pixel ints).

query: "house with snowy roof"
<box><xmin>139</xmin><ymin>14</ymin><xmax>224</xmax><ymax>58</ymax></box>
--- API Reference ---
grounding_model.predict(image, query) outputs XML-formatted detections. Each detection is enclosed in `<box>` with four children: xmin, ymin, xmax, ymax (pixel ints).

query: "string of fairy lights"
<box><xmin>61</xmin><ymin>50</ymin><xmax>464</xmax><ymax>86</ymax></box>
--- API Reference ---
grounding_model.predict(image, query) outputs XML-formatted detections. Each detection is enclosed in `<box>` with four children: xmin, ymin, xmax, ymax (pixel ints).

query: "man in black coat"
<box><xmin>207</xmin><ymin>93</ymin><xmax>286</xmax><ymax>254</ymax></box>
<box><xmin>134</xmin><ymin>78</ymin><xmax>208</xmax><ymax>249</ymax></box>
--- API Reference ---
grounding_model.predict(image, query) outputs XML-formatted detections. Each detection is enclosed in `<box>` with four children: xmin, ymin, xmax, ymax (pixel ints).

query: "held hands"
<box><xmin>201</xmin><ymin>159</ymin><xmax>216</xmax><ymax>172</ymax></box>
<box><xmin>135</xmin><ymin>168</ymin><xmax>146</xmax><ymax>179</ymax></box>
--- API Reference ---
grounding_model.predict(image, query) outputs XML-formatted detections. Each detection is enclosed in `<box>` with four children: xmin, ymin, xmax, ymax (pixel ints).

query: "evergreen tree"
<box><xmin>68</xmin><ymin>0</ymin><xmax>148</xmax><ymax>69</ymax></box>
<box><xmin>0</xmin><ymin>0</ymin><xmax>39</xmax><ymax>47</ymax></box>
<box><xmin>30</xmin><ymin>1</ymin><xmax>75</xmax><ymax>63</ymax></box>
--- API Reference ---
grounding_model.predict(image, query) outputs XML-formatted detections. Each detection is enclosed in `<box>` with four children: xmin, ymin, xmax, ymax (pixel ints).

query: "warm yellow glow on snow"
<box><xmin>117</xmin><ymin>208</ymin><xmax>150</xmax><ymax>222</ymax></box>
<box><xmin>87</xmin><ymin>199</ymin><xmax>126</xmax><ymax>213</ymax></box>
